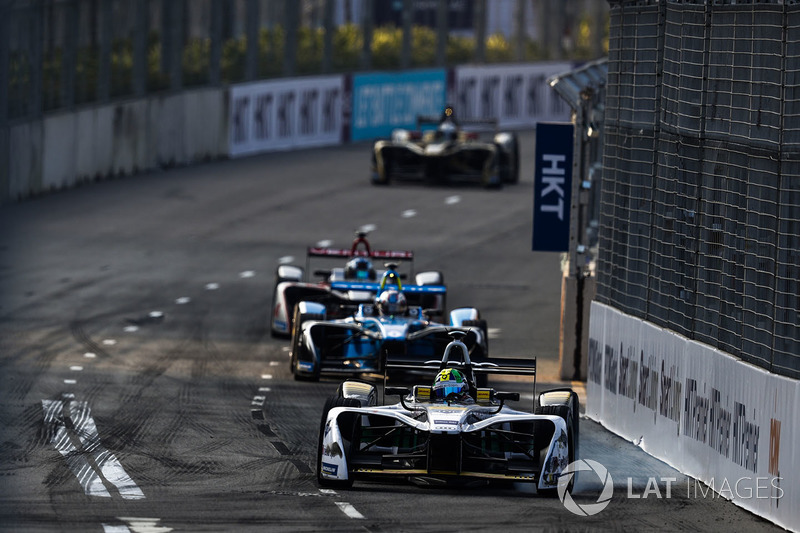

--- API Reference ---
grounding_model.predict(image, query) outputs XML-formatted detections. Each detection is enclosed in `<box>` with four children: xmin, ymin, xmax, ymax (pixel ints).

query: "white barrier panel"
<box><xmin>453</xmin><ymin>62</ymin><xmax>572</xmax><ymax>128</ymax></box>
<box><xmin>587</xmin><ymin>301</ymin><xmax>798</xmax><ymax>532</ymax></box>
<box><xmin>229</xmin><ymin>76</ymin><xmax>344</xmax><ymax>157</ymax></box>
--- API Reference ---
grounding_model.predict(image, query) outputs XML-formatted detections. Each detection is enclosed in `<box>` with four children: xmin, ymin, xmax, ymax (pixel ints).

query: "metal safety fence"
<box><xmin>0</xmin><ymin>0</ymin><xmax>608</xmax><ymax>126</ymax></box>
<box><xmin>597</xmin><ymin>0</ymin><xmax>800</xmax><ymax>379</ymax></box>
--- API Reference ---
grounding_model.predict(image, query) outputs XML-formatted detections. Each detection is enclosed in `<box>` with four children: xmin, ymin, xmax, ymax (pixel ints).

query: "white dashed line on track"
<box><xmin>269</xmin><ymin>361</ymin><xmax>281</xmax><ymax>366</ymax></box>
<box><xmin>70</xmin><ymin>366</ymin><xmax>83</xmax><ymax>372</ymax></box>
<box><xmin>239</xmin><ymin>270</ymin><xmax>255</xmax><ymax>278</ymax></box>
<box><xmin>401</xmin><ymin>209</ymin><xmax>417</xmax><ymax>218</ymax></box>
<box><xmin>84</xmin><ymin>352</ymin><xmax>97</xmax><ymax>359</ymax></box>
<box><xmin>64</xmin><ymin>379</ymin><xmax>77</xmax><ymax>385</ymax></box>
<box><xmin>278</xmin><ymin>256</ymin><xmax>295</xmax><ymax>264</ymax></box>
<box><xmin>123</xmin><ymin>326</ymin><xmax>139</xmax><ymax>333</ymax></box>
<box><xmin>258</xmin><ymin>387</ymin><xmax>271</xmax><ymax>393</ymax></box>
<box><xmin>359</xmin><ymin>224</ymin><xmax>377</xmax><ymax>233</ymax></box>
<box><xmin>175</xmin><ymin>297</ymin><xmax>191</xmax><ymax>305</ymax></box>
<box><xmin>102</xmin><ymin>339</ymin><xmax>117</xmax><ymax>346</ymax></box>
<box><xmin>261</xmin><ymin>374</ymin><xmax>273</xmax><ymax>380</ymax></box>
<box><xmin>205</xmin><ymin>283</ymin><xmax>220</xmax><ymax>291</ymax></box>
<box><xmin>335</xmin><ymin>502</ymin><xmax>365</xmax><ymax>519</ymax></box>
<box><xmin>319</xmin><ymin>488</ymin><xmax>336</xmax><ymax>495</ymax></box>
<box><xmin>316</xmin><ymin>239</ymin><xmax>333</xmax><ymax>248</ymax></box>
<box><xmin>445</xmin><ymin>195</ymin><xmax>461</xmax><ymax>205</ymax></box>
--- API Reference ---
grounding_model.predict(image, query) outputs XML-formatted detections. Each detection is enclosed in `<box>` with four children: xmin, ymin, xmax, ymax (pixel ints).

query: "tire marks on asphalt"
<box><xmin>41</xmin><ymin>395</ymin><xmax>144</xmax><ymax>500</ymax></box>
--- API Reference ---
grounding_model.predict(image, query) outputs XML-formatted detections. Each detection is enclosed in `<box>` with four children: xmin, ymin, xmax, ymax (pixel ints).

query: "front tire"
<box><xmin>535</xmin><ymin>403</ymin><xmax>577</xmax><ymax>496</ymax></box>
<box><xmin>290</xmin><ymin>307</ymin><xmax>323</xmax><ymax>381</ymax></box>
<box><xmin>317</xmin><ymin>396</ymin><xmax>360</xmax><ymax>488</ymax></box>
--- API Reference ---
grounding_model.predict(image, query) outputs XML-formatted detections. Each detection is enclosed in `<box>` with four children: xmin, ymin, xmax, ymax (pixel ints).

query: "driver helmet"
<box><xmin>433</xmin><ymin>368</ymin><xmax>469</xmax><ymax>401</ymax></box>
<box><xmin>376</xmin><ymin>289</ymin><xmax>407</xmax><ymax>316</ymax></box>
<box><xmin>345</xmin><ymin>257</ymin><xmax>376</xmax><ymax>281</ymax></box>
<box><xmin>437</xmin><ymin>121</ymin><xmax>458</xmax><ymax>141</ymax></box>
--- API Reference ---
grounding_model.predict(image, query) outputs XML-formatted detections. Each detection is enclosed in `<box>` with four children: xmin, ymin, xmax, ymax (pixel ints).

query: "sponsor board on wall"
<box><xmin>229</xmin><ymin>76</ymin><xmax>344</xmax><ymax>156</ymax></box>
<box><xmin>587</xmin><ymin>301</ymin><xmax>798</xmax><ymax>532</ymax></box>
<box><xmin>454</xmin><ymin>63</ymin><xmax>572</xmax><ymax>129</ymax></box>
<box><xmin>350</xmin><ymin>69</ymin><xmax>447</xmax><ymax>141</ymax></box>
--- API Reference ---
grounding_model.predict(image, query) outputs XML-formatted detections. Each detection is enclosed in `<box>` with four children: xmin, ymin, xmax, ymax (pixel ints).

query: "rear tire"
<box><xmin>317</xmin><ymin>396</ymin><xmax>361</xmax><ymax>488</ymax></box>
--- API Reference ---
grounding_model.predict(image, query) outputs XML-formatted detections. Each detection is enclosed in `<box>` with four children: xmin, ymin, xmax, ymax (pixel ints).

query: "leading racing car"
<box><xmin>370</xmin><ymin>105</ymin><xmax>520</xmax><ymax>188</ymax></box>
<box><xmin>316</xmin><ymin>331</ymin><xmax>580</xmax><ymax>495</ymax></box>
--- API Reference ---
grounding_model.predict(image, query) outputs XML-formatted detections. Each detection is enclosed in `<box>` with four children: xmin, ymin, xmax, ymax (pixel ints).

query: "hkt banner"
<box><xmin>454</xmin><ymin>62</ymin><xmax>572</xmax><ymax>128</ymax></box>
<box><xmin>587</xmin><ymin>302</ymin><xmax>799</xmax><ymax>532</ymax></box>
<box><xmin>229</xmin><ymin>75</ymin><xmax>344</xmax><ymax>156</ymax></box>
<box><xmin>350</xmin><ymin>69</ymin><xmax>447</xmax><ymax>141</ymax></box>
<box><xmin>532</xmin><ymin>122</ymin><xmax>574</xmax><ymax>252</ymax></box>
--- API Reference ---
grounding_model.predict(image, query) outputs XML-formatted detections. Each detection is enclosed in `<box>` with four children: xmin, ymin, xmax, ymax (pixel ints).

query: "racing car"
<box><xmin>316</xmin><ymin>330</ymin><xmax>580</xmax><ymax>495</ymax></box>
<box><xmin>270</xmin><ymin>231</ymin><xmax>446</xmax><ymax>338</ymax></box>
<box><xmin>370</xmin><ymin>104</ymin><xmax>520</xmax><ymax>188</ymax></box>
<box><xmin>290</xmin><ymin>267</ymin><xmax>488</xmax><ymax>381</ymax></box>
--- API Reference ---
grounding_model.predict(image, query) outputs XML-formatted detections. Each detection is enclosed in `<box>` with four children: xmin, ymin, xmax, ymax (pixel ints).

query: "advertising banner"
<box><xmin>229</xmin><ymin>76</ymin><xmax>344</xmax><ymax>156</ymax></box>
<box><xmin>587</xmin><ymin>301</ymin><xmax>799</xmax><ymax>531</ymax></box>
<box><xmin>350</xmin><ymin>69</ymin><xmax>447</xmax><ymax>141</ymax></box>
<box><xmin>532</xmin><ymin>122</ymin><xmax>573</xmax><ymax>252</ymax></box>
<box><xmin>454</xmin><ymin>63</ymin><xmax>572</xmax><ymax>128</ymax></box>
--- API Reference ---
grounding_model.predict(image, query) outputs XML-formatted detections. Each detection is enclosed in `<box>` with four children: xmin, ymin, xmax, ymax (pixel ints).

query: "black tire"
<box><xmin>317</xmin><ymin>396</ymin><xmax>361</xmax><ymax>488</ymax></box>
<box><xmin>462</xmin><ymin>318</ymin><xmax>489</xmax><ymax>355</ymax></box>
<box><xmin>497</xmin><ymin>135</ymin><xmax>520</xmax><ymax>184</ymax></box>
<box><xmin>269</xmin><ymin>276</ymin><xmax>290</xmax><ymax>339</ymax></box>
<box><xmin>290</xmin><ymin>307</ymin><xmax>323</xmax><ymax>381</ymax></box>
<box><xmin>534</xmin><ymin>403</ymin><xmax>577</xmax><ymax>496</ymax></box>
<box><xmin>372</xmin><ymin>152</ymin><xmax>391</xmax><ymax>185</ymax></box>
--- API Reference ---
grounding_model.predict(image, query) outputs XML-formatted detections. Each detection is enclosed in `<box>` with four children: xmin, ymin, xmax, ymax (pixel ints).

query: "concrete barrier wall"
<box><xmin>587</xmin><ymin>301</ymin><xmax>799</xmax><ymax>532</ymax></box>
<box><xmin>6</xmin><ymin>87</ymin><xmax>228</xmax><ymax>201</ymax></box>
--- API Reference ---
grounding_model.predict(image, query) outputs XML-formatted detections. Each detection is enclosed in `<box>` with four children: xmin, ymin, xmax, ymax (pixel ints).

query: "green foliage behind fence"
<box><xmin>8</xmin><ymin>21</ymin><xmax>601</xmax><ymax>120</ymax></box>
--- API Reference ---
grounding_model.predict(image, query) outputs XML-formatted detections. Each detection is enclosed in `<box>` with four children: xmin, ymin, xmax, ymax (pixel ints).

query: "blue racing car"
<box><xmin>290</xmin><ymin>267</ymin><xmax>489</xmax><ymax>382</ymax></box>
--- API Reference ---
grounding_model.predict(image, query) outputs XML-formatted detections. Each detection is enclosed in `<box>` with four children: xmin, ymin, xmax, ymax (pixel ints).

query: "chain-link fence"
<box><xmin>597</xmin><ymin>0</ymin><xmax>800</xmax><ymax>379</ymax></box>
<box><xmin>1</xmin><ymin>0</ymin><xmax>608</xmax><ymax>124</ymax></box>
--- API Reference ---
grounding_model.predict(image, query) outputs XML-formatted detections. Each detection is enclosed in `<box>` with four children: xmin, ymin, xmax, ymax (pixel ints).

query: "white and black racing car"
<box><xmin>316</xmin><ymin>331</ymin><xmax>579</xmax><ymax>495</ymax></box>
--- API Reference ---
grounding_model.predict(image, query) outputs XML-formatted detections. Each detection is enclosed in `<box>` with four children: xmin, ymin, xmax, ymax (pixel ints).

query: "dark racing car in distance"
<box><xmin>270</xmin><ymin>231</ymin><xmax>446</xmax><ymax>338</ymax></box>
<box><xmin>316</xmin><ymin>331</ymin><xmax>580</xmax><ymax>495</ymax></box>
<box><xmin>370</xmin><ymin>104</ymin><xmax>520</xmax><ymax>188</ymax></box>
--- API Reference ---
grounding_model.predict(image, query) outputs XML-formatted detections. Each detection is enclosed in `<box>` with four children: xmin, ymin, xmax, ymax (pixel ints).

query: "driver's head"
<box><xmin>437</xmin><ymin>121</ymin><xmax>457</xmax><ymax>141</ymax></box>
<box><xmin>376</xmin><ymin>289</ymin><xmax>407</xmax><ymax>316</ymax></box>
<box><xmin>345</xmin><ymin>257</ymin><xmax>376</xmax><ymax>280</ymax></box>
<box><xmin>433</xmin><ymin>368</ymin><xmax>468</xmax><ymax>401</ymax></box>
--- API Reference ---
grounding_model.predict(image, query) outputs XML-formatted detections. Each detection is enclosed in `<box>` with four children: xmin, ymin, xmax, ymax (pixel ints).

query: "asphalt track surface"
<box><xmin>0</xmin><ymin>131</ymin><xmax>785</xmax><ymax>532</ymax></box>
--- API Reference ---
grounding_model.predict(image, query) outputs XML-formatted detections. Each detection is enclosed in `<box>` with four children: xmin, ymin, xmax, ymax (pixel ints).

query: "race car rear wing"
<box><xmin>307</xmin><ymin>247</ymin><xmax>414</xmax><ymax>260</ymax></box>
<box><xmin>416</xmin><ymin>115</ymin><xmax>499</xmax><ymax>131</ymax></box>
<box><xmin>329</xmin><ymin>281</ymin><xmax>446</xmax><ymax>294</ymax></box>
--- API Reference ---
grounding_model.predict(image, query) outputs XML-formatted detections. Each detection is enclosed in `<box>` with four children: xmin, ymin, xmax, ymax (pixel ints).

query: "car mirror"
<box><xmin>385</xmin><ymin>387</ymin><xmax>411</xmax><ymax>397</ymax></box>
<box><xmin>495</xmin><ymin>392</ymin><xmax>520</xmax><ymax>402</ymax></box>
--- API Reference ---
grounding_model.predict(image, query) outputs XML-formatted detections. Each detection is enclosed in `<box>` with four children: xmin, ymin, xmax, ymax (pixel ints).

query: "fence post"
<box><xmin>322</xmin><ymin>0</ymin><xmax>334</xmax><ymax>73</ymax></box>
<box><xmin>436</xmin><ymin>0</ymin><xmax>447</xmax><ymax>66</ymax></box>
<box><xmin>284</xmin><ymin>0</ymin><xmax>299</xmax><ymax>77</ymax></box>
<box><xmin>0</xmin><ymin>0</ymin><xmax>8</xmax><ymax>126</ymax></box>
<box><xmin>245</xmin><ymin>0</ymin><xmax>259</xmax><ymax>81</ymax></box>
<box><xmin>0</xmin><ymin>0</ymin><xmax>9</xmax><ymax>203</ymax></box>
<box><xmin>61</xmin><ymin>0</ymin><xmax>78</xmax><ymax>107</ymax></box>
<box><xmin>30</xmin><ymin>0</ymin><xmax>43</xmax><ymax>117</ymax></box>
<box><xmin>97</xmin><ymin>0</ymin><xmax>112</xmax><ymax>102</ymax></box>
<box><xmin>361</xmin><ymin>0</ymin><xmax>373</xmax><ymax>70</ymax></box>
<box><xmin>474</xmin><ymin>0</ymin><xmax>486</xmax><ymax>63</ymax></box>
<box><xmin>133</xmin><ymin>0</ymin><xmax>147</xmax><ymax>96</ymax></box>
<box><xmin>400</xmin><ymin>0</ymin><xmax>412</xmax><ymax>69</ymax></box>
<box><xmin>210</xmin><ymin>0</ymin><xmax>223</xmax><ymax>85</ymax></box>
<box><xmin>514</xmin><ymin>0</ymin><xmax>525</xmax><ymax>61</ymax></box>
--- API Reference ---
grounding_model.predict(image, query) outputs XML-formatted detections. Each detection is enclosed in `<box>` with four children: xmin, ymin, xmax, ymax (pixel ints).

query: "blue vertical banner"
<box><xmin>532</xmin><ymin>123</ymin><xmax>574</xmax><ymax>251</ymax></box>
